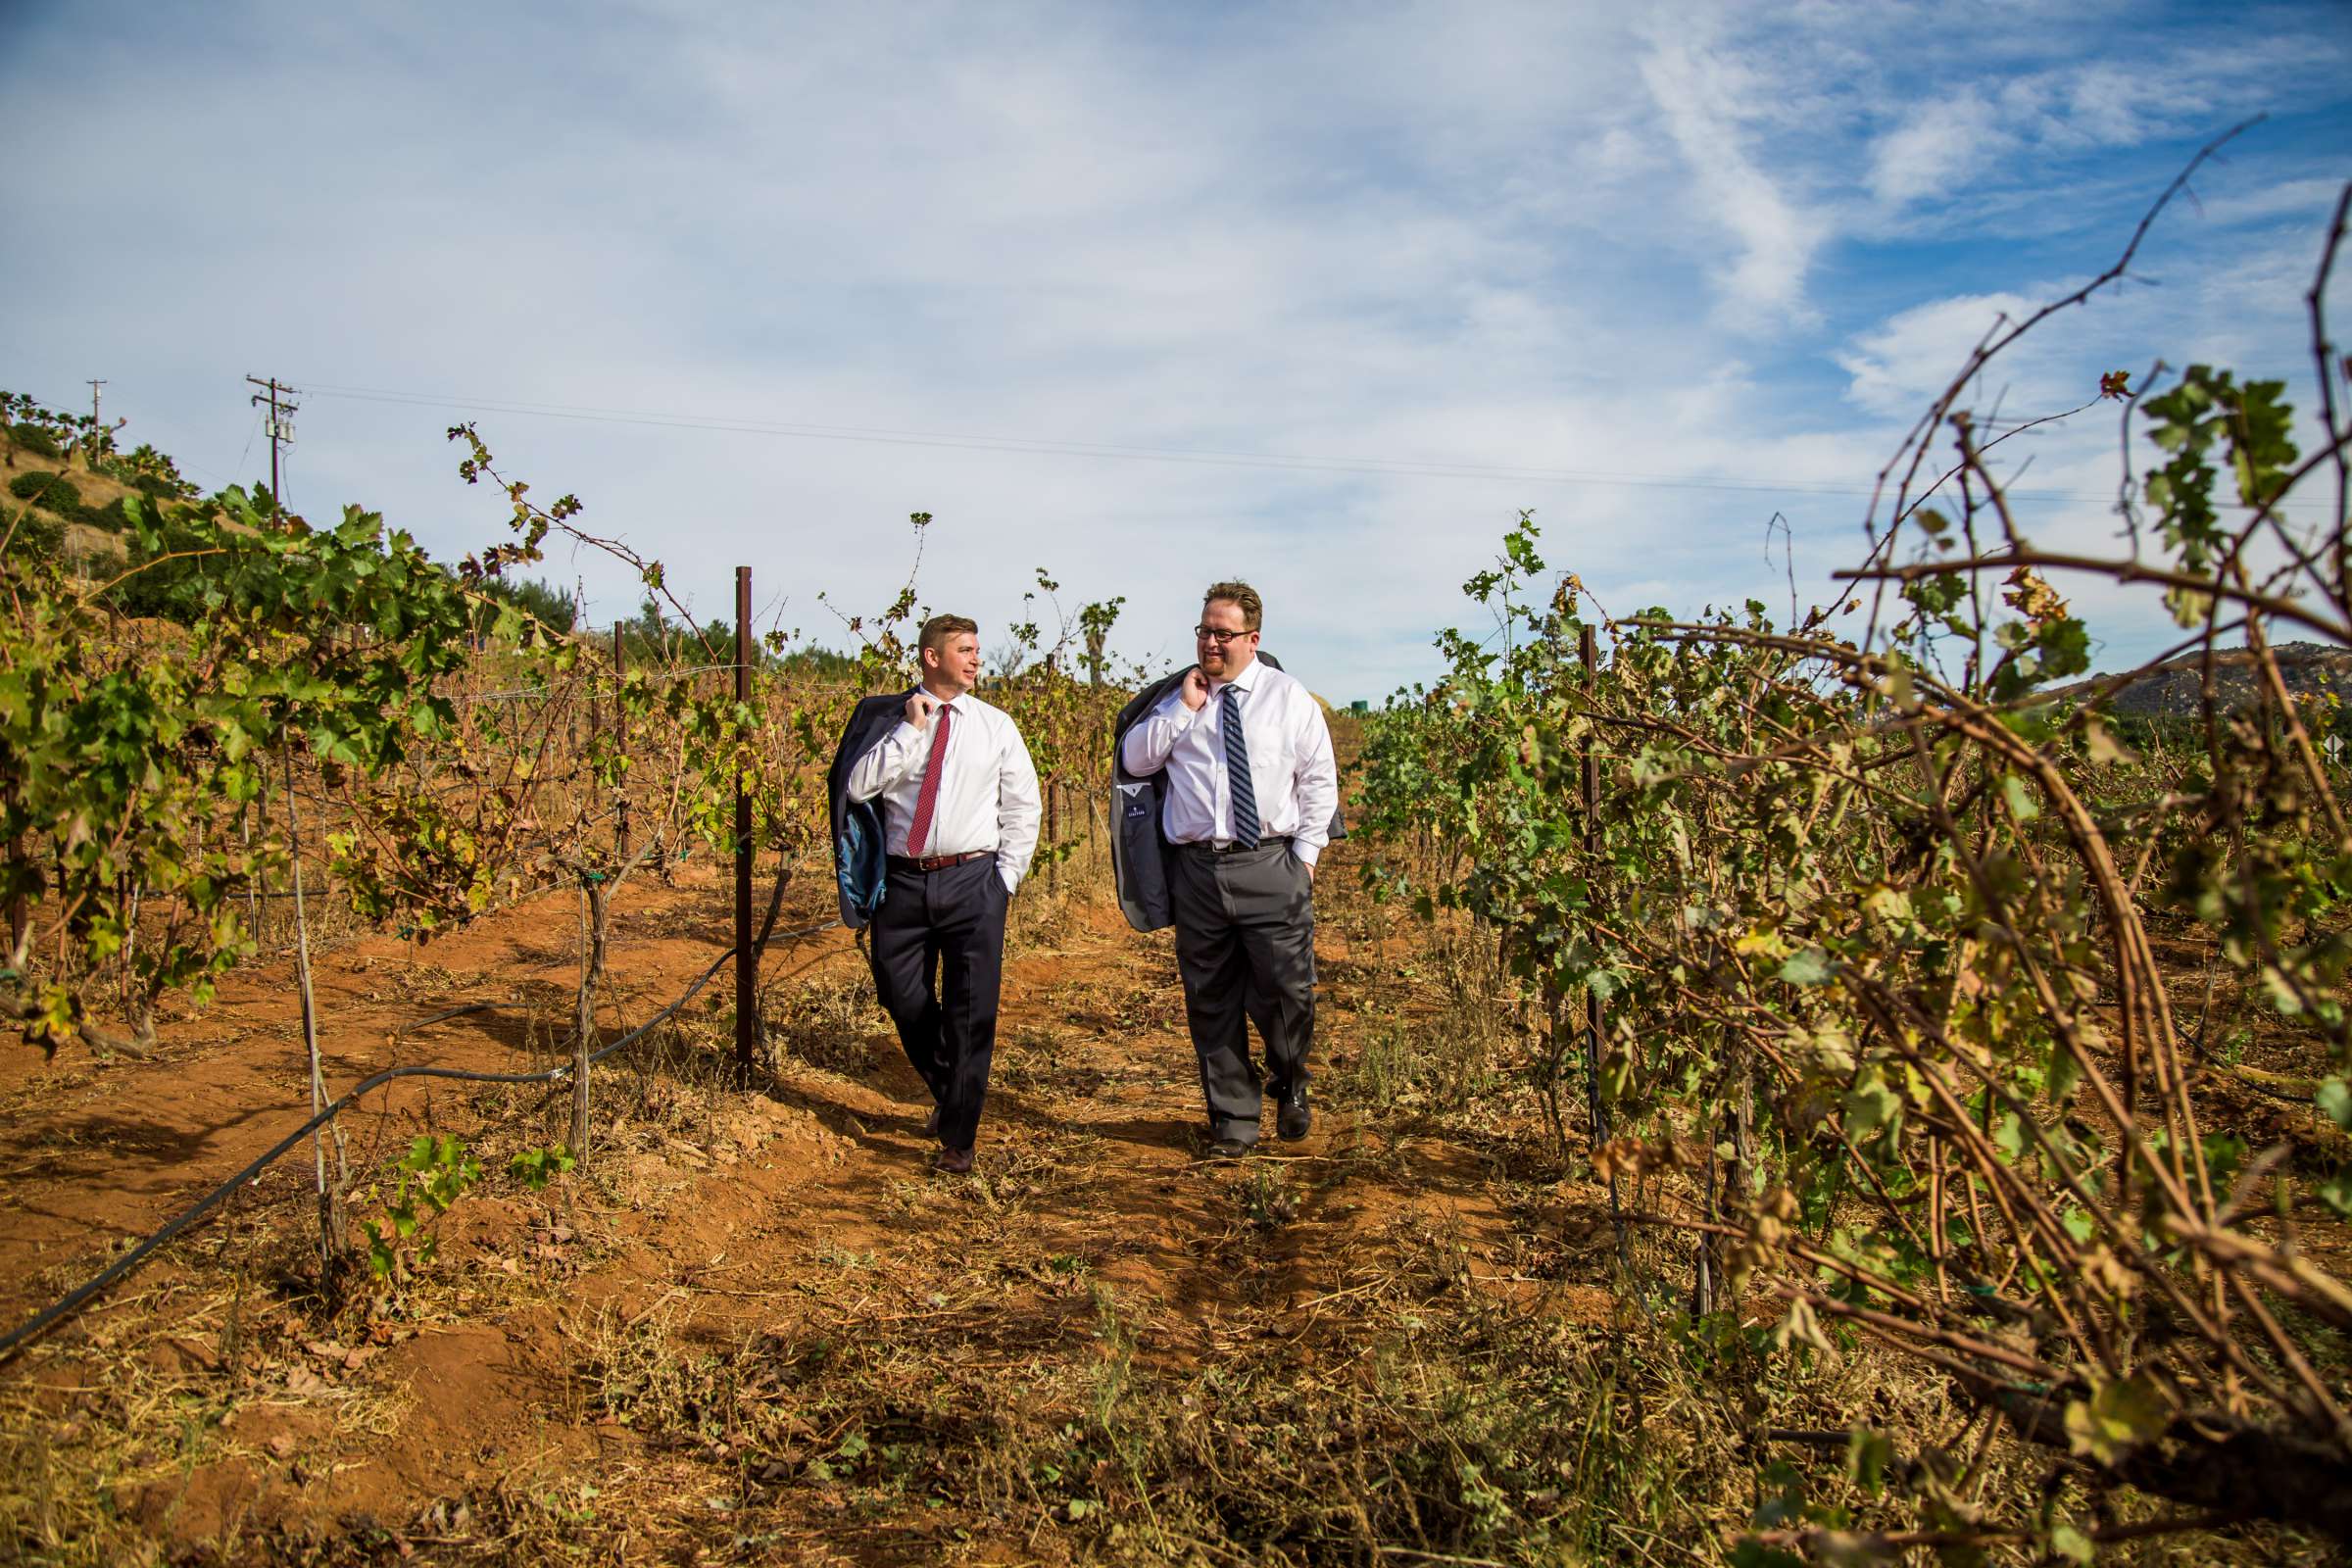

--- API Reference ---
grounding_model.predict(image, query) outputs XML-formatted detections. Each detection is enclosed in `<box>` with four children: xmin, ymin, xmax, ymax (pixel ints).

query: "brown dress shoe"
<box><xmin>932</xmin><ymin>1145</ymin><xmax>974</xmax><ymax>1175</ymax></box>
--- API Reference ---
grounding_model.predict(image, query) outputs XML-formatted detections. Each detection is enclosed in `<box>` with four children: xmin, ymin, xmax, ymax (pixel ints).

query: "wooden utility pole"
<box><xmin>84</xmin><ymin>380</ymin><xmax>106</xmax><ymax>466</ymax></box>
<box><xmin>733</xmin><ymin>567</ymin><xmax>758</xmax><ymax>1083</ymax></box>
<box><xmin>245</xmin><ymin>375</ymin><xmax>297</xmax><ymax>516</ymax></box>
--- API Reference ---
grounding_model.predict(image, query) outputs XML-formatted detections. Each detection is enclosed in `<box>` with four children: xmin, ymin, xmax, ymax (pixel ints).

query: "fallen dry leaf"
<box><xmin>282</xmin><ymin>1366</ymin><xmax>336</xmax><ymax>1398</ymax></box>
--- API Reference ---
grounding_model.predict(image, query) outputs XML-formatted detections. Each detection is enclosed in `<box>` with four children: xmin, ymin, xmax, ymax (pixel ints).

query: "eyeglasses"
<box><xmin>1194</xmin><ymin>626</ymin><xmax>1255</xmax><ymax>646</ymax></box>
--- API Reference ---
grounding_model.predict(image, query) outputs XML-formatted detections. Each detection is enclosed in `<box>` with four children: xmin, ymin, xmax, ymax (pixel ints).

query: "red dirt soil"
<box><xmin>0</xmin><ymin>848</ymin><xmax>1604</xmax><ymax>1559</ymax></box>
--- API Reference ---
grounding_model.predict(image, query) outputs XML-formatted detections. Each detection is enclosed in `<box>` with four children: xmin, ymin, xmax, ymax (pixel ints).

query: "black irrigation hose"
<box><xmin>0</xmin><ymin>942</ymin><xmax>746</xmax><ymax>1364</ymax></box>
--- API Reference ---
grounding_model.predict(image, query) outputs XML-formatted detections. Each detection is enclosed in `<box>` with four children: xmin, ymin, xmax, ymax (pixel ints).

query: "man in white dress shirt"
<box><xmin>1117</xmin><ymin>582</ymin><xmax>1338</xmax><ymax>1156</ymax></box>
<box><xmin>845</xmin><ymin>614</ymin><xmax>1042</xmax><ymax>1173</ymax></box>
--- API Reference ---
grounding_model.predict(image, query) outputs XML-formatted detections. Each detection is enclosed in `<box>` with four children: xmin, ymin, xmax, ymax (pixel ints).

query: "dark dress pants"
<box><xmin>1171</xmin><ymin>841</ymin><xmax>1315</xmax><ymax>1145</ymax></box>
<box><xmin>867</xmin><ymin>855</ymin><xmax>1007</xmax><ymax>1152</ymax></box>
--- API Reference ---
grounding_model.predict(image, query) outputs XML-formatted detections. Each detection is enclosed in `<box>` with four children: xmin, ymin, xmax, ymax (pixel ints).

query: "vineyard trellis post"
<box><xmin>239</xmin><ymin>804</ymin><xmax>259</xmax><ymax>950</ymax></box>
<box><xmin>282</xmin><ymin>748</ymin><xmax>346</xmax><ymax>1275</ymax></box>
<box><xmin>733</xmin><ymin>565</ymin><xmax>758</xmax><ymax>1083</ymax></box>
<box><xmin>612</xmin><ymin>620</ymin><xmax>630</xmax><ymax>863</ymax></box>
<box><xmin>1580</xmin><ymin>622</ymin><xmax>1628</xmax><ymax>1270</ymax></box>
<box><xmin>6</xmin><ymin>831</ymin><xmax>24</xmax><ymax>965</ymax></box>
<box><xmin>571</xmin><ymin>883</ymin><xmax>601</xmax><ymax>1163</ymax></box>
<box><xmin>1579</xmin><ymin>622</ymin><xmax>1604</xmax><ymax>1136</ymax></box>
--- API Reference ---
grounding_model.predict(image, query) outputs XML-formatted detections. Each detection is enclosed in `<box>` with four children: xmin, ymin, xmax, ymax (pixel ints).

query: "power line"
<box><xmin>295</xmin><ymin>379</ymin><xmax>2233</xmax><ymax>510</ymax></box>
<box><xmin>122</xmin><ymin>409</ymin><xmax>237</xmax><ymax>489</ymax></box>
<box><xmin>233</xmin><ymin>404</ymin><xmax>262</xmax><ymax>480</ymax></box>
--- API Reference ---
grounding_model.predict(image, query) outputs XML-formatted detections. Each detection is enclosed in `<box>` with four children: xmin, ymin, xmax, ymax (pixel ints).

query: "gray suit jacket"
<box><xmin>1107</xmin><ymin>654</ymin><xmax>1344</xmax><ymax>932</ymax></box>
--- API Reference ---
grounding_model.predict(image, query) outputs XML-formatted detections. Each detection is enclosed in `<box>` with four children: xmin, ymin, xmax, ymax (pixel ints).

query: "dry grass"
<box><xmin>5</xmin><ymin>838</ymin><xmax>2342</xmax><ymax>1565</ymax></box>
<box><xmin>0</xmin><ymin>1215</ymin><xmax>416</xmax><ymax>1566</ymax></box>
<box><xmin>760</xmin><ymin>964</ymin><xmax>883</xmax><ymax>1083</ymax></box>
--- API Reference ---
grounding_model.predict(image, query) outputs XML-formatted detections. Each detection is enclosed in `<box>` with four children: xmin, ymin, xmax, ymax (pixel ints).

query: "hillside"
<box><xmin>2</xmin><ymin>444</ymin><xmax>143</xmax><ymax>569</ymax></box>
<box><xmin>2055</xmin><ymin>639</ymin><xmax>2352</xmax><ymax>718</ymax></box>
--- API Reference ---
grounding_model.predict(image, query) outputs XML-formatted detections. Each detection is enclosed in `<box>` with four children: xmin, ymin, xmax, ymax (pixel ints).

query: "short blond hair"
<box><xmin>1202</xmin><ymin>581</ymin><xmax>1261</xmax><ymax>632</ymax></box>
<box><xmin>919</xmin><ymin>613</ymin><xmax>978</xmax><ymax>656</ymax></box>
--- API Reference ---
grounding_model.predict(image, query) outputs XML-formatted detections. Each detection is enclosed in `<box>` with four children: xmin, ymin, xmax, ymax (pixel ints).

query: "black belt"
<box><xmin>1178</xmin><ymin>835</ymin><xmax>1291</xmax><ymax>857</ymax></box>
<box><xmin>888</xmin><ymin>850</ymin><xmax>994</xmax><ymax>873</ymax></box>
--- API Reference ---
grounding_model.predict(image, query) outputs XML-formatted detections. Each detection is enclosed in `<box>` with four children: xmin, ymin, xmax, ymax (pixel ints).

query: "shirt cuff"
<box><xmin>1294</xmin><ymin>842</ymin><xmax>1321</xmax><ymax>867</ymax></box>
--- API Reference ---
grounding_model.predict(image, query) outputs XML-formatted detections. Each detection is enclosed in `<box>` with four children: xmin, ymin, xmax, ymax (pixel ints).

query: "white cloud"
<box><xmin>2194</xmin><ymin>176</ymin><xmax>2350</xmax><ymax>228</ymax></box>
<box><xmin>1869</xmin><ymin>91</ymin><xmax>2014</xmax><ymax>208</ymax></box>
<box><xmin>1837</xmin><ymin>291</ymin><xmax>2049</xmax><ymax>417</ymax></box>
<box><xmin>0</xmin><ymin>0</ymin><xmax>2341</xmax><ymax>697</ymax></box>
<box><xmin>1636</xmin><ymin>27</ymin><xmax>1828</xmax><ymax>329</ymax></box>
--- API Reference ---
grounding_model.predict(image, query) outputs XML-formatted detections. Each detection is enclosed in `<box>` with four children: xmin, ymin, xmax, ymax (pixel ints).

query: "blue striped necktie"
<box><xmin>1221</xmin><ymin>684</ymin><xmax>1260</xmax><ymax>849</ymax></box>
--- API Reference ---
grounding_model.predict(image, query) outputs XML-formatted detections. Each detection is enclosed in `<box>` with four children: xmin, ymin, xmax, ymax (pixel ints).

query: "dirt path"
<box><xmin>1</xmin><ymin>848</ymin><xmax>1601</xmax><ymax>1563</ymax></box>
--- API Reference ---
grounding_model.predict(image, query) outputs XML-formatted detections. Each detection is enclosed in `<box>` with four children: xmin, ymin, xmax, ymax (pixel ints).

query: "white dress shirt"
<box><xmin>846</xmin><ymin>690</ymin><xmax>1042</xmax><ymax>893</ymax></box>
<box><xmin>1117</xmin><ymin>658</ymin><xmax>1338</xmax><ymax>867</ymax></box>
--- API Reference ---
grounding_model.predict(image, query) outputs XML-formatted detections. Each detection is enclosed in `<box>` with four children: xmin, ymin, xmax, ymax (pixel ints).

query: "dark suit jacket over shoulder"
<box><xmin>827</xmin><ymin>689</ymin><xmax>916</xmax><ymax>931</ymax></box>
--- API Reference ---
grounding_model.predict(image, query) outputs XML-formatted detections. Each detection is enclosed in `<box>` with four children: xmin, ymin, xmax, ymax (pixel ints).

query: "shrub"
<box><xmin>103</xmin><ymin>511</ymin><xmax>218</xmax><ymax>621</ymax></box>
<box><xmin>10</xmin><ymin>422</ymin><xmax>62</xmax><ymax>461</ymax></box>
<box><xmin>8</xmin><ymin>470</ymin><xmax>82</xmax><ymax>515</ymax></box>
<box><xmin>2</xmin><ymin>505</ymin><xmax>65</xmax><ymax>561</ymax></box>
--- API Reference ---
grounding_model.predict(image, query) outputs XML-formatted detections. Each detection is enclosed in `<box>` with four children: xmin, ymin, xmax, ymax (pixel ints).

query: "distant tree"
<box><xmin>777</xmin><ymin>643</ymin><xmax>858</xmax><ymax>679</ymax></box>
<box><xmin>482</xmin><ymin>575</ymin><xmax>577</xmax><ymax>634</ymax></box>
<box><xmin>105</xmin><ymin>443</ymin><xmax>200</xmax><ymax>501</ymax></box>
<box><xmin>2</xmin><ymin>391</ymin><xmax>81</xmax><ymax>469</ymax></box>
<box><xmin>1079</xmin><ymin>594</ymin><xmax>1126</xmax><ymax>685</ymax></box>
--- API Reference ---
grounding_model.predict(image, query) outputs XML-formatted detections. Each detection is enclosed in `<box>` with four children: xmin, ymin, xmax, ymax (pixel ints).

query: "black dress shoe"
<box><xmin>1204</xmin><ymin>1137</ymin><xmax>1251</xmax><ymax>1160</ymax></box>
<box><xmin>932</xmin><ymin>1144</ymin><xmax>974</xmax><ymax>1175</ymax></box>
<box><xmin>1276</xmin><ymin>1081</ymin><xmax>1311</xmax><ymax>1142</ymax></box>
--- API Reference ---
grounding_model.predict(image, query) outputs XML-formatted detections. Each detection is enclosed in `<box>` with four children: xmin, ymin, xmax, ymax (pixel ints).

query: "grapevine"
<box><xmin>1353</xmin><ymin>223</ymin><xmax>2352</xmax><ymax>1548</ymax></box>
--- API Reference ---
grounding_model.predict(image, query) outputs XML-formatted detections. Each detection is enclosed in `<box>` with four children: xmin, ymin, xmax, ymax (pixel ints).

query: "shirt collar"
<box><xmin>1209</xmin><ymin>659</ymin><xmax>1262</xmax><ymax>698</ymax></box>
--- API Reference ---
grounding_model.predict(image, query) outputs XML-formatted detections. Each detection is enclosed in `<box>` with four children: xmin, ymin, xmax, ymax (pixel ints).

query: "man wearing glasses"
<box><xmin>1114</xmin><ymin>582</ymin><xmax>1338</xmax><ymax>1156</ymax></box>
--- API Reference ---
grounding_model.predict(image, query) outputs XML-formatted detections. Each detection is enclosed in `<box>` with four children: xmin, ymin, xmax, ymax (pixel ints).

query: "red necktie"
<box><xmin>906</xmin><ymin>705</ymin><xmax>953</xmax><ymax>857</ymax></box>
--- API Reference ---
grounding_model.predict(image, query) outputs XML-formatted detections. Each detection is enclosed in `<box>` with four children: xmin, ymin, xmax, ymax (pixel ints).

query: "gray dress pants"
<box><xmin>1170</xmin><ymin>840</ymin><xmax>1315</xmax><ymax>1144</ymax></box>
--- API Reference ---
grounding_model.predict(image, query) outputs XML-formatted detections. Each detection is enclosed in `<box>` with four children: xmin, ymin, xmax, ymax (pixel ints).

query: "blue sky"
<box><xmin>4</xmin><ymin>0</ymin><xmax>2348</xmax><ymax>701</ymax></box>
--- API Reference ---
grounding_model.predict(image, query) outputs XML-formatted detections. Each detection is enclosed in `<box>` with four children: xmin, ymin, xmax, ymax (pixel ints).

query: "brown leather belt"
<box><xmin>888</xmin><ymin>850</ymin><xmax>994</xmax><ymax>873</ymax></box>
